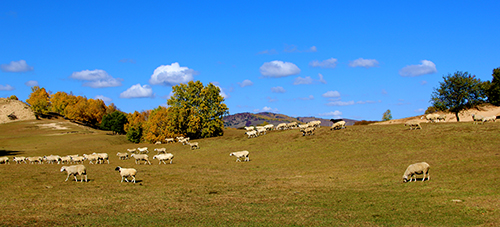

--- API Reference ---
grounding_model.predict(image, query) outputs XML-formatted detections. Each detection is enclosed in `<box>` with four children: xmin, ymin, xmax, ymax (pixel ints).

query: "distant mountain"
<box><xmin>223</xmin><ymin>112</ymin><xmax>357</xmax><ymax>129</ymax></box>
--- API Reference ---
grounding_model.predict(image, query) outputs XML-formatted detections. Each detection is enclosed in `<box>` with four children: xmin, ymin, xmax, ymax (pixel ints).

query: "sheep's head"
<box><xmin>60</xmin><ymin>167</ymin><xmax>66</xmax><ymax>172</ymax></box>
<box><xmin>115</xmin><ymin>166</ymin><xmax>122</xmax><ymax>171</ymax></box>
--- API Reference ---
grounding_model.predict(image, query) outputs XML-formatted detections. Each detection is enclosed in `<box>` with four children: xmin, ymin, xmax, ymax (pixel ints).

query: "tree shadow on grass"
<box><xmin>0</xmin><ymin>150</ymin><xmax>24</xmax><ymax>157</ymax></box>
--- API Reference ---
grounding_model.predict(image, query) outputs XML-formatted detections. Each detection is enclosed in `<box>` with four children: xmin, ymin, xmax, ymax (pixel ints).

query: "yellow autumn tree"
<box><xmin>26</xmin><ymin>86</ymin><xmax>50</xmax><ymax>117</ymax></box>
<box><xmin>125</xmin><ymin>110</ymin><xmax>149</xmax><ymax>143</ymax></box>
<box><xmin>142</xmin><ymin>106</ymin><xmax>173</xmax><ymax>143</ymax></box>
<box><xmin>50</xmin><ymin>91</ymin><xmax>72</xmax><ymax>115</ymax></box>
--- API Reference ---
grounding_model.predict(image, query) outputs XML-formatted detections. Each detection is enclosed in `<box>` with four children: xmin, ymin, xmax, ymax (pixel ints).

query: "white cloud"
<box><xmin>348</xmin><ymin>58</ymin><xmax>379</xmax><ymax>68</ymax></box>
<box><xmin>308</xmin><ymin>46</ymin><xmax>317</xmax><ymax>52</ymax></box>
<box><xmin>260</xmin><ymin>61</ymin><xmax>301</xmax><ymax>78</ymax></box>
<box><xmin>322</xmin><ymin>90</ymin><xmax>340</xmax><ymax>98</ymax></box>
<box><xmin>294</xmin><ymin>76</ymin><xmax>313</xmax><ymax>85</ymax></box>
<box><xmin>25</xmin><ymin>80</ymin><xmax>38</xmax><ymax>87</ymax></box>
<box><xmin>70</xmin><ymin>69</ymin><xmax>122</xmax><ymax>88</ymax></box>
<box><xmin>399</xmin><ymin>60</ymin><xmax>437</xmax><ymax>77</ymax></box>
<box><xmin>1</xmin><ymin>60</ymin><xmax>34</xmax><ymax>72</ymax></box>
<box><xmin>297</xmin><ymin>95</ymin><xmax>314</xmax><ymax>100</ymax></box>
<box><xmin>309</xmin><ymin>58</ymin><xmax>338</xmax><ymax>69</ymax></box>
<box><xmin>271</xmin><ymin>86</ymin><xmax>286</xmax><ymax>93</ymax></box>
<box><xmin>94</xmin><ymin>95</ymin><xmax>112</xmax><ymax>103</ymax></box>
<box><xmin>326</xmin><ymin>100</ymin><xmax>355</xmax><ymax>106</ymax></box>
<box><xmin>120</xmin><ymin>84</ymin><xmax>153</xmax><ymax>98</ymax></box>
<box><xmin>238</xmin><ymin>79</ymin><xmax>254</xmax><ymax>87</ymax></box>
<box><xmin>149</xmin><ymin>62</ymin><xmax>197</xmax><ymax>86</ymax></box>
<box><xmin>0</xmin><ymin>84</ymin><xmax>14</xmax><ymax>91</ymax></box>
<box><xmin>318</xmin><ymin>110</ymin><xmax>342</xmax><ymax>117</ymax></box>
<box><xmin>254</xmin><ymin>106</ymin><xmax>279</xmax><ymax>113</ymax></box>
<box><xmin>318</xmin><ymin>73</ymin><xmax>327</xmax><ymax>84</ymax></box>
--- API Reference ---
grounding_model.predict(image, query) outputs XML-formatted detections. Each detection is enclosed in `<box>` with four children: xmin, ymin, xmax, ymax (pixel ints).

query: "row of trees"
<box><xmin>25</xmin><ymin>81</ymin><xmax>229</xmax><ymax>143</ymax></box>
<box><xmin>430</xmin><ymin>67</ymin><xmax>500</xmax><ymax>121</ymax></box>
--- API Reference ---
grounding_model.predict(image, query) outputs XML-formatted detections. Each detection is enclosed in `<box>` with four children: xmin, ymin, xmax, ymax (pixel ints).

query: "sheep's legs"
<box><xmin>74</xmin><ymin>175</ymin><xmax>78</xmax><ymax>182</ymax></box>
<box><xmin>65</xmin><ymin>174</ymin><xmax>70</xmax><ymax>181</ymax></box>
<box><xmin>131</xmin><ymin>176</ymin><xmax>136</xmax><ymax>183</ymax></box>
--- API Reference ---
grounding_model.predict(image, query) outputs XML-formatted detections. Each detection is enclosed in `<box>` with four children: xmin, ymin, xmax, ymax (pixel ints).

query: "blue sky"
<box><xmin>1</xmin><ymin>1</ymin><xmax>499</xmax><ymax>121</ymax></box>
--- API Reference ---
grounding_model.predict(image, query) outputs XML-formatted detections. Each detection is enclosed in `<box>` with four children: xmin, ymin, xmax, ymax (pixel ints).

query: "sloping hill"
<box><xmin>224</xmin><ymin>112</ymin><xmax>357</xmax><ymax>128</ymax></box>
<box><xmin>0</xmin><ymin>98</ymin><xmax>36</xmax><ymax>124</ymax></box>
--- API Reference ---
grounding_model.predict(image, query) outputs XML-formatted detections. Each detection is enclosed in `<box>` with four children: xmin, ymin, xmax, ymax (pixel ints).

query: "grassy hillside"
<box><xmin>0</xmin><ymin>119</ymin><xmax>499</xmax><ymax>226</ymax></box>
<box><xmin>224</xmin><ymin>112</ymin><xmax>357</xmax><ymax>128</ymax></box>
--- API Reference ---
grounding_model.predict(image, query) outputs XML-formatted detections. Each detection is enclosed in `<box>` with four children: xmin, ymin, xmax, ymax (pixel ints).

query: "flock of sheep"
<box><xmin>243</xmin><ymin>120</ymin><xmax>346</xmax><ymax>138</ymax></box>
<box><xmin>405</xmin><ymin>113</ymin><xmax>498</xmax><ymax>130</ymax></box>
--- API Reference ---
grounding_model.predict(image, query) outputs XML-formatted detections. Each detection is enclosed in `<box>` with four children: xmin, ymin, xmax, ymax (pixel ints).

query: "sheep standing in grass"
<box><xmin>93</xmin><ymin>153</ymin><xmax>109</xmax><ymax>164</ymax></box>
<box><xmin>71</xmin><ymin>156</ymin><xmax>86</xmax><ymax>164</ymax></box>
<box><xmin>131</xmin><ymin>154</ymin><xmax>152</xmax><ymax>165</ymax></box>
<box><xmin>264</xmin><ymin>124</ymin><xmax>274</xmax><ymax>131</ymax></box>
<box><xmin>245</xmin><ymin>130</ymin><xmax>257</xmax><ymax>138</ymax></box>
<box><xmin>187</xmin><ymin>142</ymin><xmax>199</xmax><ymax>150</ymax></box>
<box><xmin>13</xmin><ymin>156</ymin><xmax>26</xmax><ymax>164</ymax></box>
<box><xmin>404</xmin><ymin>121</ymin><xmax>422</xmax><ymax>130</ymax></box>
<box><xmin>27</xmin><ymin>156</ymin><xmax>43</xmax><ymax>164</ymax></box>
<box><xmin>482</xmin><ymin>116</ymin><xmax>496</xmax><ymax>123</ymax></box>
<box><xmin>154</xmin><ymin>148</ymin><xmax>167</xmax><ymax>155</ymax></box>
<box><xmin>60</xmin><ymin>156</ymin><xmax>72</xmax><ymax>164</ymax></box>
<box><xmin>60</xmin><ymin>165</ymin><xmax>87</xmax><ymax>182</ymax></box>
<box><xmin>403</xmin><ymin>162</ymin><xmax>430</xmax><ymax>182</ymax></box>
<box><xmin>256</xmin><ymin>127</ymin><xmax>266</xmax><ymax>136</ymax></box>
<box><xmin>165</xmin><ymin>138</ymin><xmax>175</xmax><ymax>143</ymax></box>
<box><xmin>0</xmin><ymin>157</ymin><xmax>9</xmax><ymax>164</ymax></box>
<box><xmin>116</xmin><ymin>152</ymin><xmax>129</xmax><ymax>160</ymax></box>
<box><xmin>244</xmin><ymin>126</ymin><xmax>254</xmax><ymax>131</ymax></box>
<box><xmin>275</xmin><ymin>123</ymin><xmax>287</xmax><ymax>130</ymax></box>
<box><xmin>422</xmin><ymin>113</ymin><xmax>439</xmax><ymax>123</ymax></box>
<box><xmin>472</xmin><ymin>114</ymin><xmax>484</xmax><ymax>124</ymax></box>
<box><xmin>127</xmin><ymin>148</ymin><xmax>137</xmax><ymax>153</ymax></box>
<box><xmin>137</xmin><ymin>147</ymin><xmax>149</xmax><ymax>154</ymax></box>
<box><xmin>83</xmin><ymin>154</ymin><xmax>101</xmax><ymax>164</ymax></box>
<box><xmin>230</xmin><ymin>151</ymin><xmax>250</xmax><ymax>162</ymax></box>
<box><xmin>437</xmin><ymin>115</ymin><xmax>447</xmax><ymax>122</ymax></box>
<box><xmin>44</xmin><ymin>155</ymin><xmax>61</xmax><ymax>164</ymax></box>
<box><xmin>330</xmin><ymin>121</ymin><xmax>346</xmax><ymax>130</ymax></box>
<box><xmin>153</xmin><ymin>153</ymin><xmax>174</xmax><ymax>164</ymax></box>
<box><xmin>301</xmin><ymin>127</ymin><xmax>315</xmax><ymax>136</ymax></box>
<box><xmin>115</xmin><ymin>166</ymin><xmax>137</xmax><ymax>183</ymax></box>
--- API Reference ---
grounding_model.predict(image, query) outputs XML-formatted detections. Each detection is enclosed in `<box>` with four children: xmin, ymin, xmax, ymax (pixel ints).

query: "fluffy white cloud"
<box><xmin>348</xmin><ymin>58</ymin><xmax>379</xmax><ymax>68</ymax></box>
<box><xmin>318</xmin><ymin>73</ymin><xmax>327</xmax><ymax>84</ymax></box>
<box><xmin>271</xmin><ymin>86</ymin><xmax>286</xmax><ymax>93</ymax></box>
<box><xmin>70</xmin><ymin>69</ymin><xmax>122</xmax><ymax>88</ymax></box>
<box><xmin>25</xmin><ymin>80</ymin><xmax>39</xmax><ymax>87</ymax></box>
<box><xmin>260</xmin><ymin>61</ymin><xmax>300</xmax><ymax>78</ymax></box>
<box><xmin>309</xmin><ymin>58</ymin><xmax>338</xmax><ymax>68</ymax></box>
<box><xmin>322</xmin><ymin>90</ymin><xmax>340</xmax><ymax>98</ymax></box>
<box><xmin>399</xmin><ymin>60</ymin><xmax>437</xmax><ymax>77</ymax></box>
<box><xmin>0</xmin><ymin>84</ymin><xmax>14</xmax><ymax>91</ymax></box>
<box><xmin>94</xmin><ymin>95</ymin><xmax>112</xmax><ymax>103</ymax></box>
<box><xmin>0</xmin><ymin>60</ymin><xmax>34</xmax><ymax>72</ymax></box>
<box><xmin>254</xmin><ymin>106</ymin><xmax>279</xmax><ymax>113</ymax></box>
<box><xmin>149</xmin><ymin>62</ymin><xmax>196</xmax><ymax>86</ymax></box>
<box><xmin>238</xmin><ymin>79</ymin><xmax>254</xmax><ymax>87</ymax></box>
<box><xmin>294</xmin><ymin>76</ymin><xmax>313</xmax><ymax>85</ymax></box>
<box><xmin>326</xmin><ymin>100</ymin><xmax>355</xmax><ymax>106</ymax></box>
<box><xmin>319</xmin><ymin>110</ymin><xmax>342</xmax><ymax>117</ymax></box>
<box><xmin>120</xmin><ymin>84</ymin><xmax>153</xmax><ymax>98</ymax></box>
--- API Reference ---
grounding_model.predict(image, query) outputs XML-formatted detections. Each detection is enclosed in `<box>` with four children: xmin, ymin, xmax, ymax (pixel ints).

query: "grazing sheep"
<box><xmin>153</xmin><ymin>153</ymin><xmax>174</xmax><ymax>164</ymax></box>
<box><xmin>127</xmin><ymin>148</ymin><xmax>137</xmax><ymax>153</ymax></box>
<box><xmin>71</xmin><ymin>156</ymin><xmax>86</xmax><ymax>164</ymax></box>
<box><xmin>298</xmin><ymin>124</ymin><xmax>309</xmax><ymax>130</ymax></box>
<box><xmin>179</xmin><ymin>137</ymin><xmax>190</xmax><ymax>145</ymax></box>
<box><xmin>307</xmin><ymin>120</ymin><xmax>321</xmax><ymax>128</ymax></box>
<box><xmin>256</xmin><ymin>127</ymin><xmax>266</xmax><ymax>136</ymax></box>
<box><xmin>330</xmin><ymin>120</ymin><xmax>346</xmax><ymax>130</ymax></box>
<box><xmin>403</xmin><ymin>162</ymin><xmax>430</xmax><ymax>182</ymax></box>
<box><xmin>60</xmin><ymin>165</ymin><xmax>87</xmax><ymax>182</ymax></box>
<box><xmin>404</xmin><ymin>120</ymin><xmax>422</xmax><ymax>130</ymax></box>
<box><xmin>0</xmin><ymin>157</ymin><xmax>9</xmax><ymax>164</ymax></box>
<box><xmin>244</xmin><ymin>126</ymin><xmax>254</xmax><ymax>131</ymax></box>
<box><xmin>154</xmin><ymin>148</ymin><xmax>167</xmax><ymax>154</ymax></box>
<box><xmin>482</xmin><ymin>116</ymin><xmax>497</xmax><ymax>123</ymax></box>
<box><xmin>83</xmin><ymin>154</ymin><xmax>101</xmax><ymax>164</ymax></box>
<box><xmin>422</xmin><ymin>113</ymin><xmax>439</xmax><ymax>123</ymax></box>
<box><xmin>92</xmin><ymin>153</ymin><xmax>109</xmax><ymax>164</ymax></box>
<box><xmin>155</xmin><ymin>141</ymin><xmax>161</xmax><ymax>145</ymax></box>
<box><xmin>60</xmin><ymin>156</ymin><xmax>72</xmax><ymax>164</ymax></box>
<box><xmin>286</xmin><ymin>122</ymin><xmax>298</xmax><ymax>129</ymax></box>
<box><xmin>115</xmin><ymin>166</ymin><xmax>137</xmax><ymax>183</ymax></box>
<box><xmin>472</xmin><ymin>114</ymin><xmax>484</xmax><ymax>124</ymax></box>
<box><xmin>137</xmin><ymin>147</ymin><xmax>149</xmax><ymax>154</ymax></box>
<box><xmin>44</xmin><ymin>155</ymin><xmax>61</xmax><ymax>164</ymax></box>
<box><xmin>26</xmin><ymin>156</ymin><xmax>43</xmax><ymax>164</ymax></box>
<box><xmin>131</xmin><ymin>154</ymin><xmax>152</xmax><ymax>165</ymax></box>
<box><xmin>301</xmin><ymin>127</ymin><xmax>315</xmax><ymax>136</ymax></box>
<box><xmin>176</xmin><ymin>137</ymin><xmax>185</xmax><ymax>142</ymax></box>
<box><xmin>13</xmin><ymin>156</ymin><xmax>26</xmax><ymax>164</ymax></box>
<box><xmin>116</xmin><ymin>152</ymin><xmax>129</xmax><ymax>160</ymax></box>
<box><xmin>187</xmin><ymin>142</ymin><xmax>199</xmax><ymax>150</ymax></box>
<box><xmin>245</xmin><ymin>130</ymin><xmax>257</xmax><ymax>138</ymax></box>
<box><xmin>437</xmin><ymin>115</ymin><xmax>447</xmax><ymax>122</ymax></box>
<box><xmin>230</xmin><ymin>151</ymin><xmax>250</xmax><ymax>162</ymax></box>
<box><xmin>264</xmin><ymin>124</ymin><xmax>274</xmax><ymax>131</ymax></box>
<box><xmin>165</xmin><ymin>138</ymin><xmax>175</xmax><ymax>143</ymax></box>
<box><xmin>275</xmin><ymin>123</ymin><xmax>287</xmax><ymax>130</ymax></box>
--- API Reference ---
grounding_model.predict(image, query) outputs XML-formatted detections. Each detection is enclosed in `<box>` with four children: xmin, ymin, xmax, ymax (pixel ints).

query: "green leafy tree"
<box><xmin>431</xmin><ymin>71</ymin><xmax>486</xmax><ymax>121</ymax></box>
<box><xmin>100</xmin><ymin>111</ymin><xmax>128</xmax><ymax>135</ymax></box>
<box><xmin>126</xmin><ymin>126</ymin><xmax>142</xmax><ymax>143</ymax></box>
<box><xmin>9</xmin><ymin>95</ymin><xmax>18</xmax><ymax>100</ymax></box>
<box><xmin>26</xmin><ymin>86</ymin><xmax>50</xmax><ymax>117</ymax></box>
<box><xmin>485</xmin><ymin>67</ymin><xmax>500</xmax><ymax>106</ymax></box>
<box><xmin>382</xmin><ymin>109</ymin><xmax>392</xmax><ymax>121</ymax></box>
<box><xmin>166</xmin><ymin>81</ymin><xmax>229</xmax><ymax>139</ymax></box>
<box><xmin>125</xmin><ymin>111</ymin><xmax>148</xmax><ymax>143</ymax></box>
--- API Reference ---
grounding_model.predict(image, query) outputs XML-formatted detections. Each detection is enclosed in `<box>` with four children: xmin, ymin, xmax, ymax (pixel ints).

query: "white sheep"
<box><xmin>256</xmin><ymin>127</ymin><xmax>266</xmax><ymax>136</ymax></box>
<box><xmin>71</xmin><ymin>156</ymin><xmax>86</xmax><ymax>164</ymax></box>
<box><xmin>404</xmin><ymin>120</ymin><xmax>422</xmax><ymax>130</ymax></box>
<box><xmin>12</xmin><ymin>156</ymin><xmax>26</xmax><ymax>164</ymax></box>
<box><xmin>131</xmin><ymin>154</ymin><xmax>152</xmax><ymax>165</ymax></box>
<box><xmin>307</xmin><ymin>120</ymin><xmax>321</xmax><ymax>128</ymax></box>
<box><xmin>286</xmin><ymin>122</ymin><xmax>298</xmax><ymax>129</ymax></box>
<box><xmin>275</xmin><ymin>123</ymin><xmax>287</xmax><ymax>130</ymax></box>
<box><xmin>60</xmin><ymin>165</ymin><xmax>87</xmax><ymax>182</ymax></box>
<box><xmin>176</xmin><ymin>137</ymin><xmax>185</xmax><ymax>142</ymax></box>
<box><xmin>437</xmin><ymin>115</ymin><xmax>447</xmax><ymax>122</ymax></box>
<box><xmin>116</xmin><ymin>152</ymin><xmax>129</xmax><ymax>160</ymax></box>
<box><xmin>153</xmin><ymin>153</ymin><xmax>174</xmax><ymax>164</ymax></box>
<box><xmin>482</xmin><ymin>116</ymin><xmax>496</xmax><ymax>123</ymax></box>
<box><xmin>230</xmin><ymin>150</ymin><xmax>250</xmax><ymax>162</ymax></box>
<box><xmin>43</xmin><ymin>155</ymin><xmax>61</xmax><ymax>164</ymax></box>
<box><xmin>187</xmin><ymin>142</ymin><xmax>199</xmax><ymax>150</ymax></box>
<box><xmin>93</xmin><ymin>153</ymin><xmax>109</xmax><ymax>164</ymax></box>
<box><xmin>154</xmin><ymin>148</ymin><xmax>167</xmax><ymax>155</ymax></box>
<box><xmin>403</xmin><ymin>162</ymin><xmax>430</xmax><ymax>182</ymax></box>
<box><xmin>264</xmin><ymin>124</ymin><xmax>274</xmax><ymax>131</ymax></box>
<box><xmin>60</xmin><ymin>156</ymin><xmax>72</xmax><ymax>164</ymax></box>
<box><xmin>165</xmin><ymin>138</ymin><xmax>175</xmax><ymax>143</ymax></box>
<box><xmin>330</xmin><ymin>120</ymin><xmax>346</xmax><ymax>130</ymax></box>
<box><xmin>127</xmin><ymin>148</ymin><xmax>137</xmax><ymax>153</ymax></box>
<box><xmin>26</xmin><ymin>156</ymin><xmax>43</xmax><ymax>164</ymax></box>
<box><xmin>155</xmin><ymin>141</ymin><xmax>161</xmax><ymax>145</ymax></box>
<box><xmin>244</xmin><ymin>126</ymin><xmax>254</xmax><ymax>131</ymax></box>
<box><xmin>422</xmin><ymin>113</ymin><xmax>439</xmax><ymax>123</ymax></box>
<box><xmin>298</xmin><ymin>124</ymin><xmax>309</xmax><ymax>130</ymax></box>
<box><xmin>472</xmin><ymin>114</ymin><xmax>484</xmax><ymax>124</ymax></box>
<box><xmin>137</xmin><ymin>147</ymin><xmax>149</xmax><ymax>154</ymax></box>
<box><xmin>83</xmin><ymin>154</ymin><xmax>101</xmax><ymax>164</ymax></box>
<box><xmin>0</xmin><ymin>157</ymin><xmax>9</xmax><ymax>164</ymax></box>
<box><xmin>115</xmin><ymin>166</ymin><xmax>137</xmax><ymax>183</ymax></box>
<box><xmin>245</xmin><ymin>130</ymin><xmax>257</xmax><ymax>138</ymax></box>
<box><xmin>301</xmin><ymin>127</ymin><xmax>315</xmax><ymax>136</ymax></box>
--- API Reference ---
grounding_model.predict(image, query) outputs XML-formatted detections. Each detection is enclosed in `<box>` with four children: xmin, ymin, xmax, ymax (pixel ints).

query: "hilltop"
<box><xmin>0</xmin><ymin>98</ymin><xmax>36</xmax><ymax>124</ymax></box>
<box><xmin>223</xmin><ymin>112</ymin><xmax>357</xmax><ymax>128</ymax></box>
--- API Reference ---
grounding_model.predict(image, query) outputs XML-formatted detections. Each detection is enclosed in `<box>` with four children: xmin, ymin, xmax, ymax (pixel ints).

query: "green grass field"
<box><xmin>0</xmin><ymin>119</ymin><xmax>499</xmax><ymax>226</ymax></box>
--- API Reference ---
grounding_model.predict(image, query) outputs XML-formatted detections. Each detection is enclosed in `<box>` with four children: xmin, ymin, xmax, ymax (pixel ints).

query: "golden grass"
<box><xmin>0</xmin><ymin>119</ymin><xmax>499</xmax><ymax>226</ymax></box>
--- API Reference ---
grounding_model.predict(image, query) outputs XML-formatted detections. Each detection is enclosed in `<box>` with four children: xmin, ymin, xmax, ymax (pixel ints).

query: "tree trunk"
<box><xmin>455</xmin><ymin>112</ymin><xmax>460</xmax><ymax>122</ymax></box>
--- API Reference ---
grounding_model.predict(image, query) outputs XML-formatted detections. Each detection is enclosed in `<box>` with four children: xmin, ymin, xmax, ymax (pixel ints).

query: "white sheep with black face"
<box><xmin>230</xmin><ymin>151</ymin><xmax>250</xmax><ymax>162</ymax></box>
<box><xmin>60</xmin><ymin>165</ymin><xmax>87</xmax><ymax>182</ymax></box>
<box><xmin>0</xmin><ymin>156</ymin><xmax>9</xmax><ymax>164</ymax></box>
<box><xmin>403</xmin><ymin>162</ymin><xmax>430</xmax><ymax>183</ymax></box>
<box><xmin>115</xmin><ymin>166</ymin><xmax>137</xmax><ymax>183</ymax></box>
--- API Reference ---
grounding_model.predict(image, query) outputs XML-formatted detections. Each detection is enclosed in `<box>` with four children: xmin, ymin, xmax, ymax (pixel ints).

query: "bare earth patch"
<box><xmin>0</xmin><ymin>98</ymin><xmax>36</xmax><ymax>124</ymax></box>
